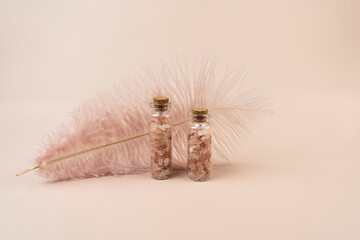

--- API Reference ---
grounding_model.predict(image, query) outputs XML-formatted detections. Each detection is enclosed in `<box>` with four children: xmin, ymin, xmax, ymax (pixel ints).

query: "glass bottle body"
<box><xmin>187</xmin><ymin>115</ymin><xmax>212</xmax><ymax>181</ymax></box>
<box><xmin>150</xmin><ymin>105</ymin><xmax>172</xmax><ymax>180</ymax></box>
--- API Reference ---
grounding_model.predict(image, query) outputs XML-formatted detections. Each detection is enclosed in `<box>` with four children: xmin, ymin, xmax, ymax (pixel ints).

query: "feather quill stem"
<box><xmin>16</xmin><ymin>107</ymin><xmax>267</xmax><ymax>176</ymax></box>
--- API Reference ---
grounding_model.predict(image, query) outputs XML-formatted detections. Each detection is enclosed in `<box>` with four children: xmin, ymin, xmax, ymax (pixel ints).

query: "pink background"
<box><xmin>1</xmin><ymin>1</ymin><xmax>359</xmax><ymax>239</ymax></box>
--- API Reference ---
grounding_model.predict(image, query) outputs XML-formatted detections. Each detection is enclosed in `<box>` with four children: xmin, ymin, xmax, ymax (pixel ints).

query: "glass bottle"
<box><xmin>187</xmin><ymin>107</ymin><xmax>212</xmax><ymax>181</ymax></box>
<box><xmin>150</xmin><ymin>97</ymin><xmax>172</xmax><ymax>180</ymax></box>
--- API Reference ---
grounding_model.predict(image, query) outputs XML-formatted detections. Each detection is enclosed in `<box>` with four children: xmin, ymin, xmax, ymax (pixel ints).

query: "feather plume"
<box><xmin>17</xmin><ymin>58</ymin><xmax>270</xmax><ymax>181</ymax></box>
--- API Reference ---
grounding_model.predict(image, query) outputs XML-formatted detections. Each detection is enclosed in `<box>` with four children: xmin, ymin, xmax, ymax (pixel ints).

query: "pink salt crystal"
<box><xmin>187</xmin><ymin>127</ymin><xmax>212</xmax><ymax>181</ymax></box>
<box><xmin>150</xmin><ymin>114</ymin><xmax>172</xmax><ymax>180</ymax></box>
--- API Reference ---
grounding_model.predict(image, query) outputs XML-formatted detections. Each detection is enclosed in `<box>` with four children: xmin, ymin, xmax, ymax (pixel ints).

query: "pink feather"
<box><xmin>28</xmin><ymin>58</ymin><xmax>270</xmax><ymax>181</ymax></box>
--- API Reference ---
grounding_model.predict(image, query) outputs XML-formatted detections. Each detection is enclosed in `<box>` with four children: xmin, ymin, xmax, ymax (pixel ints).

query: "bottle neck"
<box><xmin>151</xmin><ymin>102</ymin><xmax>171</xmax><ymax>114</ymax></box>
<box><xmin>191</xmin><ymin>114</ymin><xmax>209</xmax><ymax>124</ymax></box>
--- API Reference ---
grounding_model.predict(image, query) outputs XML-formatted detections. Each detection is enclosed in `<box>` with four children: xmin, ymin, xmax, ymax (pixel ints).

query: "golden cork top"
<box><xmin>192</xmin><ymin>107</ymin><xmax>208</xmax><ymax>115</ymax></box>
<box><xmin>153</xmin><ymin>97</ymin><xmax>169</xmax><ymax>104</ymax></box>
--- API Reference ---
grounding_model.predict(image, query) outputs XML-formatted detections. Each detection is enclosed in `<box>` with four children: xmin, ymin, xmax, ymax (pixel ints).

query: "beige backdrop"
<box><xmin>1</xmin><ymin>1</ymin><xmax>359</xmax><ymax>239</ymax></box>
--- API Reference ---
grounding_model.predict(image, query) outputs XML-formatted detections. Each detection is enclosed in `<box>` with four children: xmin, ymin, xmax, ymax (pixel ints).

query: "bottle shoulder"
<box><xmin>190</xmin><ymin>123</ymin><xmax>211</xmax><ymax>129</ymax></box>
<box><xmin>151</xmin><ymin>112</ymin><xmax>171</xmax><ymax>118</ymax></box>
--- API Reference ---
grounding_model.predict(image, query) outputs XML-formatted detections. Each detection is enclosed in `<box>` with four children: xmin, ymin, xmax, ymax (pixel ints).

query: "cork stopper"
<box><xmin>192</xmin><ymin>107</ymin><xmax>208</xmax><ymax>115</ymax></box>
<box><xmin>152</xmin><ymin>97</ymin><xmax>170</xmax><ymax>111</ymax></box>
<box><xmin>153</xmin><ymin>97</ymin><xmax>169</xmax><ymax>104</ymax></box>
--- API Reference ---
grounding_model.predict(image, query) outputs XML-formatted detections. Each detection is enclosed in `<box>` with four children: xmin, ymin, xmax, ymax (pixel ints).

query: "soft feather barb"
<box><xmin>17</xmin><ymin>58</ymin><xmax>271</xmax><ymax>181</ymax></box>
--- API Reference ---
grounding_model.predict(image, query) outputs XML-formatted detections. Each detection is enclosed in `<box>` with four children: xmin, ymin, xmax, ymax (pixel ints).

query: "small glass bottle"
<box><xmin>150</xmin><ymin>97</ymin><xmax>172</xmax><ymax>180</ymax></box>
<box><xmin>187</xmin><ymin>107</ymin><xmax>212</xmax><ymax>181</ymax></box>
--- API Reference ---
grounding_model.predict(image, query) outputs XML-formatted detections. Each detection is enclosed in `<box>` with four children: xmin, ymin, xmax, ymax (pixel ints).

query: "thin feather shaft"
<box><xmin>16</xmin><ymin>106</ymin><xmax>266</xmax><ymax>176</ymax></box>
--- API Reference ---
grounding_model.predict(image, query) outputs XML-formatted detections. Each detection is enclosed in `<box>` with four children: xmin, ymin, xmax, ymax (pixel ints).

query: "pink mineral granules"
<box><xmin>150</xmin><ymin>97</ymin><xmax>172</xmax><ymax>180</ymax></box>
<box><xmin>187</xmin><ymin>108</ymin><xmax>212</xmax><ymax>181</ymax></box>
